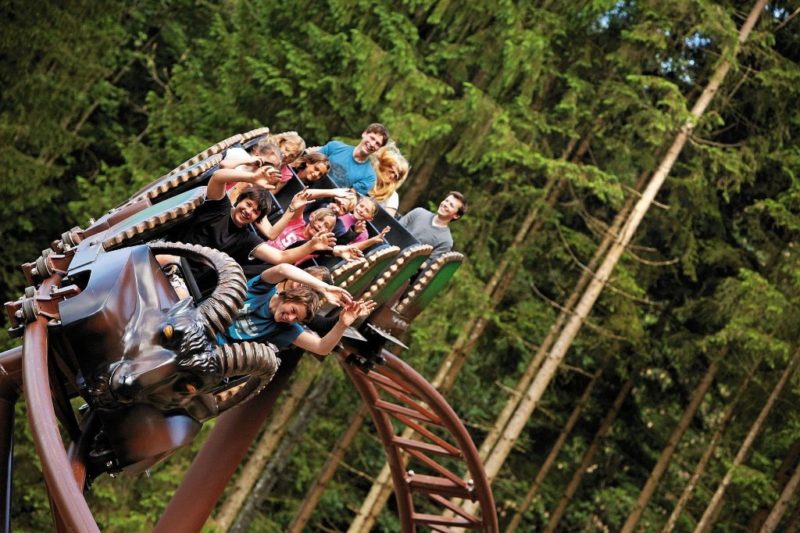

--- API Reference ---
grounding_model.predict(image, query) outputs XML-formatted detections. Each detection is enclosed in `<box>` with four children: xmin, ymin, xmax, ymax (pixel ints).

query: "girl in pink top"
<box><xmin>339</xmin><ymin>196</ymin><xmax>390</xmax><ymax>250</ymax></box>
<box><xmin>268</xmin><ymin>207</ymin><xmax>337</xmax><ymax>251</ymax></box>
<box><xmin>267</xmin><ymin>205</ymin><xmax>363</xmax><ymax>263</ymax></box>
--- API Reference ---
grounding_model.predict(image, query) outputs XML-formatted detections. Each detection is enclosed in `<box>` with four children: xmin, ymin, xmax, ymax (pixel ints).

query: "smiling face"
<box><xmin>271</xmin><ymin>287</ymin><xmax>320</xmax><ymax>325</ymax></box>
<box><xmin>437</xmin><ymin>195</ymin><xmax>464</xmax><ymax>221</ymax></box>
<box><xmin>357</xmin><ymin>131</ymin><xmax>386</xmax><ymax>157</ymax></box>
<box><xmin>231</xmin><ymin>198</ymin><xmax>262</xmax><ymax>226</ymax></box>
<box><xmin>354</xmin><ymin>198</ymin><xmax>377</xmax><ymax>221</ymax></box>
<box><xmin>273</xmin><ymin>300</ymin><xmax>308</xmax><ymax>324</ymax></box>
<box><xmin>307</xmin><ymin>213</ymin><xmax>336</xmax><ymax>236</ymax></box>
<box><xmin>302</xmin><ymin>162</ymin><xmax>327</xmax><ymax>182</ymax></box>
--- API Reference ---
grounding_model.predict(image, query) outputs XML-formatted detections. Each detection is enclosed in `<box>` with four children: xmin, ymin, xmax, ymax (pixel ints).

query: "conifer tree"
<box><xmin>663</xmin><ymin>357</ymin><xmax>762</xmax><ymax>532</ymax></box>
<box><xmin>476</xmin><ymin>0</ymin><xmax>770</xmax><ymax>500</ymax></box>
<box><xmin>695</xmin><ymin>351</ymin><xmax>800</xmax><ymax>532</ymax></box>
<box><xmin>506</xmin><ymin>359</ymin><xmax>608</xmax><ymax>532</ymax></box>
<box><xmin>544</xmin><ymin>380</ymin><xmax>634</xmax><ymax>532</ymax></box>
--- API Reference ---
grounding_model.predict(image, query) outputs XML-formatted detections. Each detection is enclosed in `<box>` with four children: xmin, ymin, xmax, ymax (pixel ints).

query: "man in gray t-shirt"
<box><xmin>399</xmin><ymin>191</ymin><xmax>467</xmax><ymax>261</ymax></box>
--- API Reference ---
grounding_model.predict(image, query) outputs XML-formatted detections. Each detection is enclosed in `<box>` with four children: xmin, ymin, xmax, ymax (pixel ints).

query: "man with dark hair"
<box><xmin>317</xmin><ymin>123</ymin><xmax>389</xmax><ymax>195</ymax></box>
<box><xmin>399</xmin><ymin>191</ymin><xmax>467</xmax><ymax>261</ymax></box>
<box><xmin>171</xmin><ymin>166</ymin><xmax>335</xmax><ymax>271</ymax></box>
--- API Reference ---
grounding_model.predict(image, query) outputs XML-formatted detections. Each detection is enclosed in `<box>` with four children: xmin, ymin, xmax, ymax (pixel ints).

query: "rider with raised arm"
<box><xmin>339</xmin><ymin>196</ymin><xmax>391</xmax><ymax>251</ymax></box>
<box><xmin>168</xmin><ymin>167</ymin><xmax>336</xmax><ymax>278</ymax></box>
<box><xmin>220</xmin><ymin>263</ymin><xmax>374</xmax><ymax>356</ymax></box>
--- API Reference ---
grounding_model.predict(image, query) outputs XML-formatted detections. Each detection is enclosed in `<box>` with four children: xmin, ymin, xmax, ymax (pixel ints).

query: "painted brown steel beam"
<box><xmin>382</xmin><ymin>352</ymin><xmax>498</xmax><ymax>532</ymax></box>
<box><xmin>406</xmin><ymin>473</ymin><xmax>473</xmax><ymax>499</ymax></box>
<box><xmin>23</xmin><ymin>276</ymin><xmax>99</xmax><ymax>532</ymax></box>
<box><xmin>155</xmin><ymin>351</ymin><xmax>301</xmax><ymax>532</ymax></box>
<box><xmin>342</xmin><ymin>347</ymin><xmax>498</xmax><ymax>532</ymax></box>
<box><xmin>338</xmin><ymin>351</ymin><xmax>415</xmax><ymax>533</ymax></box>
<box><xmin>0</xmin><ymin>346</ymin><xmax>22</xmax><ymax>533</ymax></box>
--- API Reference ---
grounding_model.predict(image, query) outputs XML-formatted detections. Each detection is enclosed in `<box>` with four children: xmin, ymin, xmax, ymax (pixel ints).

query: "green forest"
<box><xmin>2</xmin><ymin>0</ymin><xmax>800</xmax><ymax>530</ymax></box>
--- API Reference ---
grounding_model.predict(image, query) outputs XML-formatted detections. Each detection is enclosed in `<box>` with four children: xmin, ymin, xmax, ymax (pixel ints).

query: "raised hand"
<box><xmin>340</xmin><ymin>299</ymin><xmax>375</xmax><ymax>326</ymax></box>
<box><xmin>353</xmin><ymin>220</ymin><xmax>367</xmax><ymax>235</ymax></box>
<box><xmin>356</xmin><ymin>299</ymin><xmax>376</xmax><ymax>318</ymax></box>
<box><xmin>289</xmin><ymin>189</ymin><xmax>312</xmax><ymax>212</ymax></box>
<box><xmin>311</xmin><ymin>231</ymin><xmax>336</xmax><ymax>251</ymax></box>
<box><xmin>254</xmin><ymin>164</ymin><xmax>282</xmax><ymax>187</ymax></box>
<box><xmin>321</xmin><ymin>285</ymin><xmax>353</xmax><ymax>307</ymax></box>
<box><xmin>333</xmin><ymin>245</ymin><xmax>364</xmax><ymax>260</ymax></box>
<box><xmin>362</xmin><ymin>226</ymin><xmax>391</xmax><ymax>248</ymax></box>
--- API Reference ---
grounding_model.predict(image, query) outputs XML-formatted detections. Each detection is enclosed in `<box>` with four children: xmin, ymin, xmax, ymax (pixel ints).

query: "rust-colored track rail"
<box><xmin>23</xmin><ymin>275</ymin><xmax>99</xmax><ymax>532</ymax></box>
<box><xmin>339</xmin><ymin>349</ymin><xmax>498</xmax><ymax>532</ymax></box>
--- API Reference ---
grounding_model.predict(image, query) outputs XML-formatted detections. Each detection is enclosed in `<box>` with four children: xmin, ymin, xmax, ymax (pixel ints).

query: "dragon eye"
<box><xmin>163</xmin><ymin>324</ymin><xmax>174</xmax><ymax>340</ymax></box>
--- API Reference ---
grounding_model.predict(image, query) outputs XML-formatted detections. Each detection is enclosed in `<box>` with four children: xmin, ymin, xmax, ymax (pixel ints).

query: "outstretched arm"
<box><xmin>206</xmin><ymin>166</ymin><xmax>278</xmax><ymax>200</ymax></box>
<box><xmin>292</xmin><ymin>300</ymin><xmax>375</xmax><ymax>355</ymax></box>
<box><xmin>332</xmin><ymin>244</ymin><xmax>364</xmax><ymax>261</ymax></box>
<box><xmin>304</xmin><ymin>188</ymin><xmax>355</xmax><ymax>201</ymax></box>
<box><xmin>260</xmin><ymin>264</ymin><xmax>352</xmax><ymax>306</ymax></box>
<box><xmin>350</xmin><ymin>226</ymin><xmax>390</xmax><ymax>251</ymax></box>
<box><xmin>255</xmin><ymin>190</ymin><xmax>312</xmax><ymax>240</ymax></box>
<box><xmin>251</xmin><ymin>231</ymin><xmax>337</xmax><ymax>265</ymax></box>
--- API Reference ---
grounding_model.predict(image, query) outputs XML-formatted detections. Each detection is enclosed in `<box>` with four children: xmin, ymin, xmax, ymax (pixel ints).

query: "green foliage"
<box><xmin>3</xmin><ymin>0</ymin><xmax>800</xmax><ymax>530</ymax></box>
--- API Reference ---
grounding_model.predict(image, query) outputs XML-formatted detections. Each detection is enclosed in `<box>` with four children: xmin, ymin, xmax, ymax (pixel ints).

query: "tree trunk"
<box><xmin>231</xmin><ymin>371</ymin><xmax>336</xmax><ymax>533</ymax></box>
<box><xmin>347</xmin><ymin>427</ymin><xmax>412</xmax><ymax>532</ymax></box>
<box><xmin>784</xmin><ymin>498</ymin><xmax>800</xmax><ymax>533</ymax></box>
<box><xmin>760</xmin><ymin>457</ymin><xmax>800</xmax><ymax>533</ymax></box>
<box><xmin>399</xmin><ymin>148</ymin><xmax>439</xmax><ymax>212</ymax></box>
<box><xmin>213</xmin><ymin>363</ymin><xmax>322</xmax><ymax>530</ymax></box>
<box><xmin>747</xmin><ymin>439</ymin><xmax>800</xmax><ymax>532</ymax></box>
<box><xmin>506</xmin><ymin>358</ymin><xmax>609</xmax><ymax>533</ymax></box>
<box><xmin>694</xmin><ymin>350</ymin><xmax>799</xmax><ymax>533</ymax></box>
<box><xmin>477</xmin><ymin>0</ymin><xmax>768</xmax><ymax>492</ymax></box>
<box><xmin>288</xmin><ymin>403</ymin><xmax>370</xmax><ymax>533</ymax></box>
<box><xmin>461</xmin><ymin>167</ymin><xmax>653</xmax><ymax>522</ymax></box>
<box><xmin>477</xmin><ymin>164</ymin><xmax>650</xmax><ymax>468</ymax></box>
<box><xmin>662</xmin><ymin>357</ymin><xmax>762</xmax><ymax>533</ymax></box>
<box><xmin>543</xmin><ymin>379</ymin><xmax>634</xmax><ymax>533</ymax></box>
<box><xmin>620</xmin><ymin>355</ymin><xmax>722</xmax><ymax>532</ymax></box>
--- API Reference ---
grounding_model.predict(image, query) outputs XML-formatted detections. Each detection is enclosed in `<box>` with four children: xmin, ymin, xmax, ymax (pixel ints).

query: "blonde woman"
<box><xmin>267</xmin><ymin>131</ymin><xmax>306</xmax><ymax>192</ymax></box>
<box><xmin>369</xmin><ymin>141</ymin><xmax>409</xmax><ymax>216</ymax></box>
